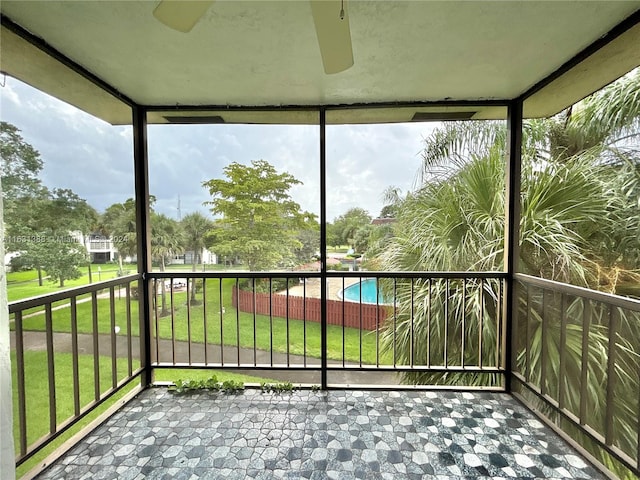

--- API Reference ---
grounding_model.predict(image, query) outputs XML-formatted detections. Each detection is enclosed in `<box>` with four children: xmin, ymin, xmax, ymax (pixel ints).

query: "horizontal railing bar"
<box><xmin>9</xmin><ymin>274</ymin><xmax>140</xmax><ymax>313</ymax></box>
<box><xmin>151</xmin><ymin>380</ymin><xmax>507</xmax><ymax>393</ymax></box>
<box><xmin>326</xmin><ymin>366</ymin><xmax>505</xmax><ymax>373</ymax></box>
<box><xmin>152</xmin><ymin>363</ymin><xmax>322</xmax><ymax>370</ymax></box>
<box><xmin>515</xmin><ymin>273</ymin><xmax>640</xmax><ymax>311</ymax></box>
<box><xmin>147</xmin><ymin>271</ymin><xmax>507</xmax><ymax>280</ymax></box>
<box><xmin>326</xmin><ymin>384</ymin><xmax>507</xmax><ymax>392</ymax></box>
<box><xmin>16</xmin><ymin>369</ymin><xmax>143</xmax><ymax>466</ymax></box>
<box><xmin>512</xmin><ymin>373</ymin><xmax>639</xmax><ymax>476</ymax></box>
<box><xmin>151</xmin><ymin>363</ymin><xmax>503</xmax><ymax>373</ymax></box>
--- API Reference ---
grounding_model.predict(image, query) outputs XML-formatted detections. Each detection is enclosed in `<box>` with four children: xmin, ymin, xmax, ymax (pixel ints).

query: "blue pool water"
<box><xmin>341</xmin><ymin>279</ymin><xmax>390</xmax><ymax>304</ymax></box>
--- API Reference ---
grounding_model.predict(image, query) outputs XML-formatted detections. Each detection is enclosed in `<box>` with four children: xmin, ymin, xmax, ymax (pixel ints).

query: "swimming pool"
<box><xmin>340</xmin><ymin>278</ymin><xmax>390</xmax><ymax>304</ymax></box>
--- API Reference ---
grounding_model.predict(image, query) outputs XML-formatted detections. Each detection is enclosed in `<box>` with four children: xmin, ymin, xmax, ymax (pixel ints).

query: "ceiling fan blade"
<box><xmin>310</xmin><ymin>0</ymin><xmax>354</xmax><ymax>74</ymax></box>
<box><xmin>153</xmin><ymin>0</ymin><xmax>214</xmax><ymax>33</ymax></box>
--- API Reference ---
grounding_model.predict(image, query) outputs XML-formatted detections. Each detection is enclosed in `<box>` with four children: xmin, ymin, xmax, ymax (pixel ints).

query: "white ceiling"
<box><xmin>1</xmin><ymin>1</ymin><xmax>639</xmax><ymax>124</ymax></box>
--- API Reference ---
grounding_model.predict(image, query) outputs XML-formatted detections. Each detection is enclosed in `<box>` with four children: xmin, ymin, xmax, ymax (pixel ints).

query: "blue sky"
<box><xmin>1</xmin><ymin>76</ymin><xmax>434</xmax><ymax>221</ymax></box>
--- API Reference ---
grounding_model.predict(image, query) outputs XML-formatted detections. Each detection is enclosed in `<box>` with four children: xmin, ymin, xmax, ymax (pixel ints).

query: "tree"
<box><xmin>332</xmin><ymin>208</ymin><xmax>372</xmax><ymax>248</ymax></box>
<box><xmin>38</xmin><ymin>240</ymin><xmax>88</xmax><ymax>288</ymax></box>
<box><xmin>151</xmin><ymin>214</ymin><xmax>184</xmax><ymax>316</ymax></box>
<box><xmin>203</xmin><ymin>160</ymin><xmax>314</xmax><ymax>271</ymax></box>
<box><xmin>0</xmin><ymin>121</ymin><xmax>45</xmax><ymax>207</ymax></box>
<box><xmin>7</xmin><ymin>186</ymin><xmax>97</xmax><ymax>287</ymax></box>
<box><xmin>378</xmin><ymin>185</ymin><xmax>405</xmax><ymax>219</ymax></box>
<box><xmin>0</xmin><ymin>121</ymin><xmax>48</xmax><ymax>250</ymax></box>
<box><xmin>325</xmin><ymin>222</ymin><xmax>343</xmax><ymax>249</ymax></box>
<box><xmin>181</xmin><ymin>212</ymin><xmax>214</xmax><ymax>304</ymax></box>
<box><xmin>294</xmin><ymin>219</ymin><xmax>320</xmax><ymax>266</ymax></box>
<box><xmin>378</xmin><ymin>70</ymin><xmax>640</xmax><ymax>470</ymax></box>
<box><xmin>100</xmin><ymin>198</ymin><xmax>139</xmax><ymax>273</ymax></box>
<box><xmin>352</xmin><ymin>224</ymin><xmax>374</xmax><ymax>254</ymax></box>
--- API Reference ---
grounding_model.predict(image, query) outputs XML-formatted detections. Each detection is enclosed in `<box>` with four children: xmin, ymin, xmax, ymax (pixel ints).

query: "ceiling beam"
<box><xmin>519</xmin><ymin>8</ymin><xmax>640</xmax><ymax>102</ymax></box>
<box><xmin>0</xmin><ymin>13</ymin><xmax>136</xmax><ymax>108</ymax></box>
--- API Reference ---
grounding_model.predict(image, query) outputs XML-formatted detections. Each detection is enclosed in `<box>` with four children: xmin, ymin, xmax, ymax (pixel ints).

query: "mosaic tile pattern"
<box><xmin>37</xmin><ymin>388</ymin><xmax>605</xmax><ymax>479</ymax></box>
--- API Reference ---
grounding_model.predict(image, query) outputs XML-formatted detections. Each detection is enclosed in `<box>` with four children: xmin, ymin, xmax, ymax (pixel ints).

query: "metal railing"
<box><xmin>147</xmin><ymin>271</ymin><xmax>507</xmax><ymax>387</ymax></box>
<box><xmin>512</xmin><ymin>273</ymin><xmax>640</xmax><ymax>477</ymax></box>
<box><xmin>9</xmin><ymin>274</ymin><xmax>143</xmax><ymax>466</ymax></box>
<box><xmin>9</xmin><ymin>269</ymin><xmax>505</xmax><ymax>467</ymax></box>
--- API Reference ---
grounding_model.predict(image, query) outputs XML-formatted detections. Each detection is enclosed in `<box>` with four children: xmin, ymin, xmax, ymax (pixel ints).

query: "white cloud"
<box><xmin>1</xmin><ymin>77</ymin><xmax>438</xmax><ymax>223</ymax></box>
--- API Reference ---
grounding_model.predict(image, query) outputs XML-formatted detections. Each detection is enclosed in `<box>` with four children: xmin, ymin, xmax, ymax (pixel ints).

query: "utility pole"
<box><xmin>177</xmin><ymin>195</ymin><xmax>182</xmax><ymax>221</ymax></box>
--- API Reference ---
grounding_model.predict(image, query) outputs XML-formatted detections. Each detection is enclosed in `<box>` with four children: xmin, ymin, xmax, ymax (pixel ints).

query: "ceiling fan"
<box><xmin>153</xmin><ymin>0</ymin><xmax>354</xmax><ymax>74</ymax></box>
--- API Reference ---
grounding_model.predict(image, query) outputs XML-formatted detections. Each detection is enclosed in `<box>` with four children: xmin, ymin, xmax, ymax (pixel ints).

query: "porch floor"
<box><xmin>36</xmin><ymin>388</ymin><xmax>604</xmax><ymax>480</ymax></box>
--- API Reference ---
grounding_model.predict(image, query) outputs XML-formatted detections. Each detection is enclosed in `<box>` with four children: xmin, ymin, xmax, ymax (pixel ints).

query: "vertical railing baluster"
<box><xmin>393</xmin><ymin>278</ymin><xmax>397</xmax><ymax>368</ymax></box>
<box><xmin>461</xmin><ymin>278</ymin><xmax>466</xmax><ymax>368</ymax></box>
<box><xmin>410</xmin><ymin>278</ymin><xmax>414</xmax><ymax>368</ymax></box>
<box><xmin>525</xmin><ymin>284</ymin><xmax>531</xmax><ymax>382</ymax></box>
<box><xmin>541</xmin><ymin>288</ymin><xmax>549</xmax><ymax>396</ymax></box>
<box><xmin>45</xmin><ymin>303</ymin><xmax>56</xmax><ymax>434</ymax></box>
<box><xmin>219</xmin><ymin>278</ymin><xmax>224</xmax><ymax>367</ymax></box>
<box><xmin>92</xmin><ymin>291</ymin><xmax>100</xmax><ymax>401</ymax></box>
<box><xmin>497</xmin><ymin>279</ymin><xmax>504</xmax><ymax>369</ymax></box>
<box><xmin>70</xmin><ymin>297</ymin><xmax>80</xmax><ymax>416</ymax></box>
<box><xmin>376</xmin><ymin>275</ymin><xmax>380</xmax><ymax>368</ymax></box>
<box><xmin>478</xmin><ymin>278</ymin><xmax>484</xmax><ymax>369</ymax></box>
<box><xmin>203</xmin><ymin>278</ymin><xmax>208</xmax><ymax>365</ymax></box>
<box><xmin>303</xmin><ymin>277</ymin><xmax>307</xmax><ymax>367</ymax></box>
<box><xmin>579</xmin><ymin>299</ymin><xmax>591</xmax><ymax>425</ymax></box>
<box><xmin>342</xmin><ymin>276</ymin><xmax>345</xmax><ymax>367</ymax></box>
<box><xmin>286</xmin><ymin>278</ymin><xmax>290</xmax><ymax>367</ymax></box>
<box><xmin>427</xmin><ymin>278</ymin><xmax>432</xmax><ymax>368</ymax></box>
<box><xmin>269</xmin><ymin>277</ymin><xmax>273</xmax><ymax>367</ymax></box>
<box><xmin>15</xmin><ymin>310</ymin><xmax>27</xmax><ymax>457</ymax></box>
<box><xmin>126</xmin><ymin>283</ymin><xmax>132</xmax><ymax>377</ymax></box>
<box><xmin>154</xmin><ymin>280</ymin><xmax>160</xmax><ymax>365</ymax></box>
<box><xmin>605</xmin><ymin>305</ymin><xmax>618</xmax><ymax>446</ymax></box>
<box><xmin>359</xmin><ymin>275</ymin><xmax>363</xmax><ymax>367</ymax></box>
<box><xmin>558</xmin><ymin>293</ymin><xmax>568</xmax><ymax>410</ymax></box>
<box><xmin>170</xmin><ymin>282</ymin><xmax>175</xmax><ymax>365</ymax></box>
<box><xmin>109</xmin><ymin>286</ymin><xmax>117</xmax><ymax>389</ymax></box>
<box><xmin>252</xmin><ymin>278</ymin><xmax>257</xmax><ymax>366</ymax></box>
<box><xmin>236</xmin><ymin>278</ymin><xmax>241</xmax><ymax>366</ymax></box>
<box><xmin>186</xmin><ymin>279</ymin><xmax>192</xmax><ymax>365</ymax></box>
<box><xmin>444</xmin><ymin>278</ymin><xmax>449</xmax><ymax>367</ymax></box>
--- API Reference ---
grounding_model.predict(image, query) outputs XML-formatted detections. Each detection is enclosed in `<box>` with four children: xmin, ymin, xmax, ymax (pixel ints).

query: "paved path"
<box><xmin>11</xmin><ymin>331</ymin><xmax>399</xmax><ymax>386</ymax></box>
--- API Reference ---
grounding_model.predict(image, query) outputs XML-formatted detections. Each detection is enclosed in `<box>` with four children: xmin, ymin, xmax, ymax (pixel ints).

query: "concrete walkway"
<box><xmin>11</xmin><ymin>331</ymin><xmax>399</xmax><ymax>386</ymax></box>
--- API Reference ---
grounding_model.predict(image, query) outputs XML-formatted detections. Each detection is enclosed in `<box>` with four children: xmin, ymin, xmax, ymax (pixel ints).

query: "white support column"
<box><xmin>0</xmin><ymin>179</ymin><xmax>16</xmax><ymax>479</ymax></box>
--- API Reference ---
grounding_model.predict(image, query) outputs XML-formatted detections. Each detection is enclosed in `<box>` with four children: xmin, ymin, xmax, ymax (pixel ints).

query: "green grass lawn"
<box><xmin>17</xmin><ymin>279</ymin><xmax>389</xmax><ymax>365</ymax></box>
<box><xmin>6</xmin><ymin>270</ymin><xmax>42</xmax><ymax>284</ymax></box>
<box><xmin>6</xmin><ymin>263</ymin><xmax>245</xmax><ymax>302</ymax></box>
<box><xmin>7</xmin><ymin>265</ymin><xmax>126</xmax><ymax>302</ymax></box>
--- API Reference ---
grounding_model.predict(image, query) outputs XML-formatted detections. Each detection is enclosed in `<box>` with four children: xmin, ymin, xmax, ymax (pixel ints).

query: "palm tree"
<box><xmin>101</xmin><ymin>199</ymin><xmax>138</xmax><ymax>274</ymax></box>
<box><xmin>378</xmin><ymin>69</ymin><xmax>640</xmax><ymax>471</ymax></box>
<box><xmin>181</xmin><ymin>212</ymin><xmax>214</xmax><ymax>304</ymax></box>
<box><xmin>152</xmin><ymin>214</ymin><xmax>185</xmax><ymax>317</ymax></box>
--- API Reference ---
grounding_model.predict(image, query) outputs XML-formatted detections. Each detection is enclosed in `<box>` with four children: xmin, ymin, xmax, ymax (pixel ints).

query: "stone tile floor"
<box><xmin>37</xmin><ymin>387</ymin><xmax>605</xmax><ymax>480</ymax></box>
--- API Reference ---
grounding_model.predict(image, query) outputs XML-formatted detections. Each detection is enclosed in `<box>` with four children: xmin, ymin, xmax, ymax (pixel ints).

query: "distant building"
<box><xmin>83</xmin><ymin>233</ymin><xmax>117</xmax><ymax>263</ymax></box>
<box><xmin>170</xmin><ymin>248</ymin><xmax>217</xmax><ymax>266</ymax></box>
